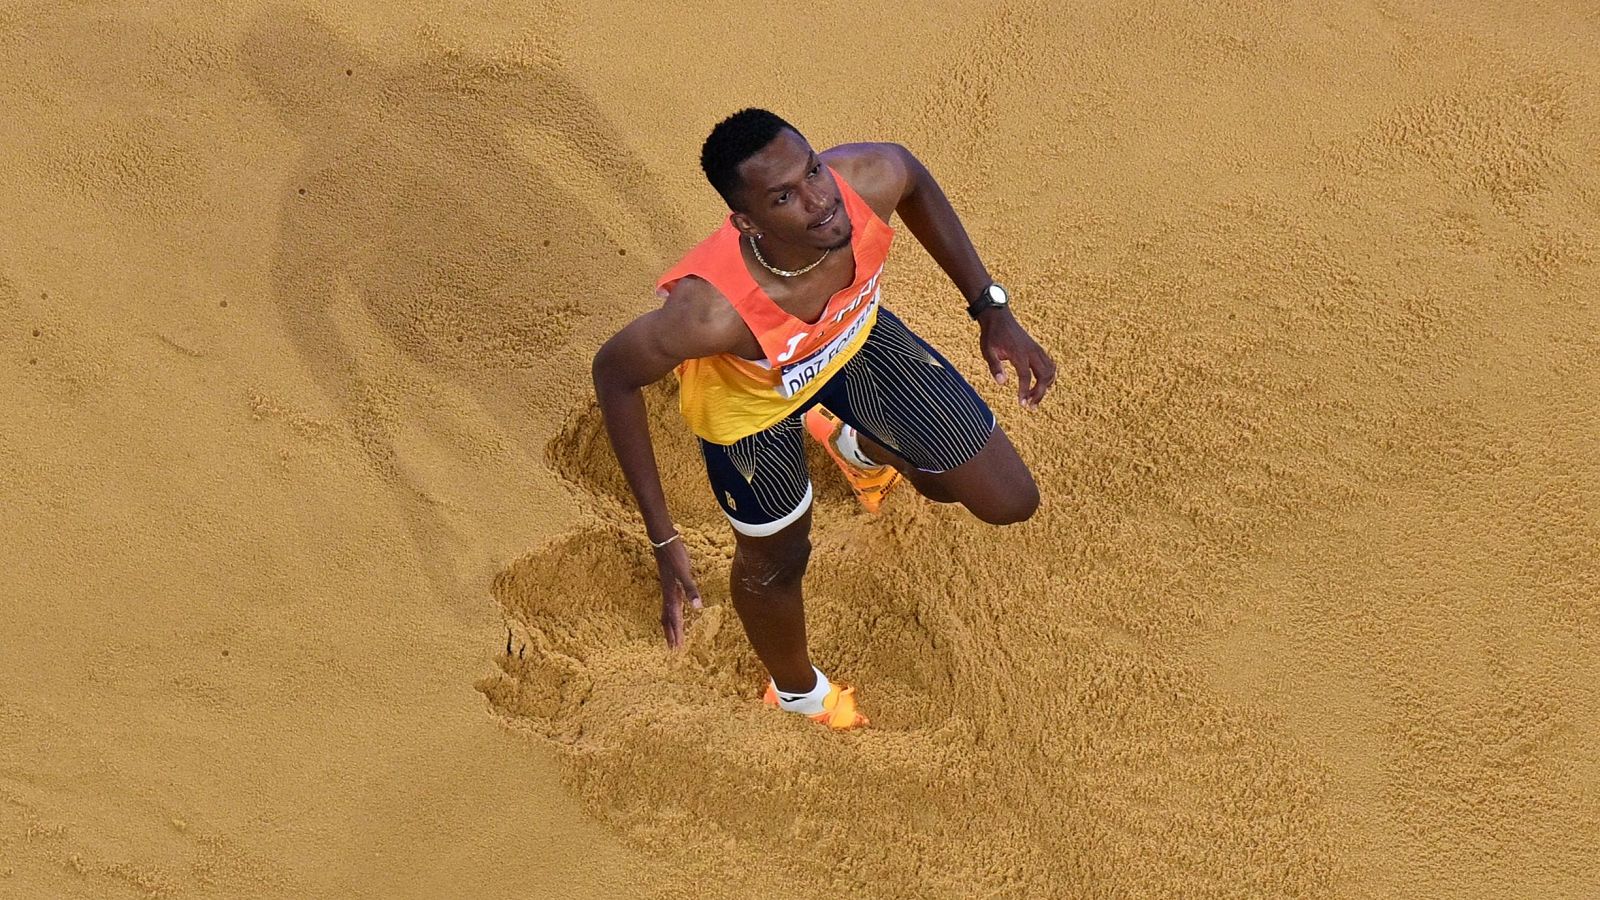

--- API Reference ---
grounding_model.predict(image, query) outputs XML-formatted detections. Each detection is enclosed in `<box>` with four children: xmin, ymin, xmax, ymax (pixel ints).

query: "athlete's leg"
<box><xmin>907</xmin><ymin>426</ymin><xmax>1037</xmax><ymax>524</ymax></box>
<box><xmin>848</xmin><ymin>430</ymin><xmax>957</xmax><ymax>504</ymax></box>
<box><xmin>818</xmin><ymin>308</ymin><xmax>1039</xmax><ymax>524</ymax></box>
<box><xmin>852</xmin><ymin>426</ymin><xmax>1035</xmax><ymax>522</ymax></box>
<box><xmin>698</xmin><ymin>415</ymin><xmax>821</xmax><ymax>695</ymax></box>
<box><xmin>728</xmin><ymin>507</ymin><xmax>817</xmax><ymax>694</ymax></box>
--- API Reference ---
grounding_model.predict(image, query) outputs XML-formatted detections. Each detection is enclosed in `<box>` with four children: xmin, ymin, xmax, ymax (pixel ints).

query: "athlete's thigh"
<box><xmin>920</xmin><ymin>424</ymin><xmax>1038</xmax><ymax>525</ymax></box>
<box><xmin>816</xmin><ymin>308</ymin><xmax>1037</xmax><ymax>523</ymax></box>
<box><xmin>817</xmin><ymin>308</ymin><xmax>997</xmax><ymax>472</ymax></box>
<box><xmin>699</xmin><ymin>412</ymin><xmax>814</xmax><ymax>538</ymax></box>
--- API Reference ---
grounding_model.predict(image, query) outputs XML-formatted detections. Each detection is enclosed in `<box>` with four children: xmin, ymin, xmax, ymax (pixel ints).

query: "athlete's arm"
<box><xmin>826</xmin><ymin>142</ymin><xmax>1057</xmax><ymax>408</ymax></box>
<box><xmin>592</xmin><ymin>278</ymin><xmax>745</xmax><ymax>647</ymax></box>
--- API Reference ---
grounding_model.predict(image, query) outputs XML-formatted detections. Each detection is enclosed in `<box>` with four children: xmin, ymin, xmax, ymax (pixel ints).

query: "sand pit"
<box><xmin>3</xmin><ymin>0</ymin><xmax>1597</xmax><ymax>897</ymax></box>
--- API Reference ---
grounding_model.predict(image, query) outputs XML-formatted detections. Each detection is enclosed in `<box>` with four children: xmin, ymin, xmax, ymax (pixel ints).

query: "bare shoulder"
<box><xmin>820</xmin><ymin>142</ymin><xmax>916</xmax><ymax>220</ymax></box>
<box><xmin>595</xmin><ymin>277</ymin><xmax>757</xmax><ymax>387</ymax></box>
<box><xmin>653</xmin><ymin>275</ymin><xmax>749</xmax><ymax>358</ymax></box>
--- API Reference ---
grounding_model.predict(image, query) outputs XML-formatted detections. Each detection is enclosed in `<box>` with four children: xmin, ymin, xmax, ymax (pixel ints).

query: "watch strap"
<box><xmin>966</xmin><ymin>283</ymin><xmax>1006</xmax><ymax>320</ymax></box>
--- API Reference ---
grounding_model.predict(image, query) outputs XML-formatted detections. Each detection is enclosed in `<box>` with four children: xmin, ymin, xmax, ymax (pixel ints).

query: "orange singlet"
<box><xmin>656</xmin><ymin>169</ymin><xmax>894</xmax><ymax>445</ymax></box>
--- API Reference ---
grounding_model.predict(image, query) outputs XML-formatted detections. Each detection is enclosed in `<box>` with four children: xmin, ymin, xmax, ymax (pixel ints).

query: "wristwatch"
<box><xmin>966</xmin><ymin>282</ymin><xmax>1010</xmax><ymax>321</ymax></box>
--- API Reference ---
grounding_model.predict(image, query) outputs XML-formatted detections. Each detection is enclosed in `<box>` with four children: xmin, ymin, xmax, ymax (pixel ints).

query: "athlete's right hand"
<box><xmin>653</xmin><ymin>539</ymin><xmax>702</xmax><ymax>649</ymax></box>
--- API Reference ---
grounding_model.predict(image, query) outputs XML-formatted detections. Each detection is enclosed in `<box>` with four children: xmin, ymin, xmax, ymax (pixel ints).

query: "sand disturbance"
<box><xmin>483</xmin><ymin>2</ymin><xmax>1600</xmax><ymax>896</ymax></box>
<box><xmin>3</xmin><ymin>0</ymin><xmax>1597</xmax><ymax>897</ymax></box>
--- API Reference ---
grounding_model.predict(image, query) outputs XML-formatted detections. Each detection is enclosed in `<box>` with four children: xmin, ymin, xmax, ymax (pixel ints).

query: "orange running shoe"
<box><xmin>762</xmin><ymin>681</ymin><xmax>870</xmax><ymax>730</ymax></box>
<box><xmin>804</xmin><ymin>406</ymin><xmax>901</xmax><ymax>514</ymax></box>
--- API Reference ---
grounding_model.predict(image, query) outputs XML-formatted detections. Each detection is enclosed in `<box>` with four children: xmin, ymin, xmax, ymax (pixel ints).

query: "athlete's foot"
<box><xmin>804</xmin><ymin>406</ymin><xmax>901</xmax><ymax>514</ymax></box>
<box><xmin>762</xmin><ymin>681</ymin><xmax>870</xmax><ymax>730</ymax></box>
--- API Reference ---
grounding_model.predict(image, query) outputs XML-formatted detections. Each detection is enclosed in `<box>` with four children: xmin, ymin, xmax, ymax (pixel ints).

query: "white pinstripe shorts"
<box><xmin>699</xmin><ymin>308</ymin><xmax>996</xmax><ymax>536</ymax></box>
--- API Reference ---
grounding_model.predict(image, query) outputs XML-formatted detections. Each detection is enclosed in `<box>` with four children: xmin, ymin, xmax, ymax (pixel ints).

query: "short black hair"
<box><xmin>700</xmin><ymin>108</ymin><xmax>804</xmax><ymax>210</ymax></box>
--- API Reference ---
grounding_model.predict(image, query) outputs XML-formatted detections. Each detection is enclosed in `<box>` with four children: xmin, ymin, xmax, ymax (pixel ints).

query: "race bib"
<box><xmin>776</xmin><ymin>292</ymin><xmax>878</xmax><ymax>398</ymax></box>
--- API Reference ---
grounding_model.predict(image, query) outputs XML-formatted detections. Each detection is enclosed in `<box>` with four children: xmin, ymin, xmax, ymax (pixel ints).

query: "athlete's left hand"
<box><xmin>978</xmin><ymin>308</ymin><xmax>1056</xmax><ymax>409</ymax></box>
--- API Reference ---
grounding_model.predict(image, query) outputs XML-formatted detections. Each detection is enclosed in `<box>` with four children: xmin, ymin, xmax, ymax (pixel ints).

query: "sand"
<box><xmin>3</xmin><ymin>0</ymin><xmax>1597</xmax><ymax>897</ymax></box>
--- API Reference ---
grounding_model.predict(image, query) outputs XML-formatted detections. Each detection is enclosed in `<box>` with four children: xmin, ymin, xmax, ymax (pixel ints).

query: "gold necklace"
<box><xmin>748</xmin><ymin>234</ymin><xmax>829</xmax><ymax>277</ymax></box>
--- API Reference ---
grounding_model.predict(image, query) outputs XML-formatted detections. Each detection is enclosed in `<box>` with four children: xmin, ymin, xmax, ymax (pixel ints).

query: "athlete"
<box><xmin>593</xmin><ymin>109</ymin><xmax>1055</xmax><ymax>729</ymax></box>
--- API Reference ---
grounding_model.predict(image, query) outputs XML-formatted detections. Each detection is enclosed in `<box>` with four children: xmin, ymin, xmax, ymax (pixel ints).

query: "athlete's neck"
<box><xmin>747</xmin><ymin>235</ymin><xmax>831</xmax><ymax>275</ymax></box>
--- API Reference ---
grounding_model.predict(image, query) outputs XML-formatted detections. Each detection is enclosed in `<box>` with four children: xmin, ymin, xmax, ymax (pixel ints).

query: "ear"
<box><xmin>730</xmin><ymin>211</ymin><xmax>760</xmax><ymax>239</ymax></box>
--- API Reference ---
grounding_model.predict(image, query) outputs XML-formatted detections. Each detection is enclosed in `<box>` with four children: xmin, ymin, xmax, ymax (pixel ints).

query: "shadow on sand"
<box><xmin>242</xmin><ymin>9</ymin><xmax>690</xmax><ymax>607</ymax></box>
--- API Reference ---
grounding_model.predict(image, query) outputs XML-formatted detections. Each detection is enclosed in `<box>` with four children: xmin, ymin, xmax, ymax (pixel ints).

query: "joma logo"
<box><xmin>774</xmin><ymin>266</ymin><xmax>884</xmax><ymax>363</ymax></box>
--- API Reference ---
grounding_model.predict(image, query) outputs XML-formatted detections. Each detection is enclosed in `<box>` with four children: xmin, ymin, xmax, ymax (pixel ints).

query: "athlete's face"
<box><xmin>732</xmin><ymin>129</ymin><xmax>853</xmax><ymax>251</ymax></box>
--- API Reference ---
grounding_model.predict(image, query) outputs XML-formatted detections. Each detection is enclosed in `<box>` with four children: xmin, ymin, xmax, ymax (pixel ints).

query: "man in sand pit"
<box><xmin>593</xmin><ymin>109</ymin><xmax>1055</xmax><ymax>729</ymax></box>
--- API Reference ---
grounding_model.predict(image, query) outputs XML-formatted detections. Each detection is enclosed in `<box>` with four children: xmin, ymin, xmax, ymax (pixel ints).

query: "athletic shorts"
<box><xmin>699</xmin><ymin>308</ymin><xmax>996</xmax><ymax>536</ymax></box>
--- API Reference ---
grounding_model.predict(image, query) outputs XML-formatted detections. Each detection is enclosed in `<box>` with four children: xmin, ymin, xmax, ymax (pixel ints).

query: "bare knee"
<box><xmin>972</xmin><ymin>482</ymin><xmax>1040</xmax><ymax>526</ymax></box>
<box><xmin>734</xmin><ymin>536</ymin><xmax>813</xmax><ymax>592</ymax></box>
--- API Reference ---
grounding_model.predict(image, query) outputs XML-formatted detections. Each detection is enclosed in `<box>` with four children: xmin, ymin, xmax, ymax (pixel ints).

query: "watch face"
<box><xmin>988</xmin><ymin>283</ymin><xmax>1009</xmax><ymax>305</ymax></box>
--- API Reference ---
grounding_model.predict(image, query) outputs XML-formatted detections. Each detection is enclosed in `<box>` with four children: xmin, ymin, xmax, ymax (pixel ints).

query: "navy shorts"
<box><xmin>699</xmin><ymin>308</ymin><xmax>996</xmax><ymax>536</ymax></box>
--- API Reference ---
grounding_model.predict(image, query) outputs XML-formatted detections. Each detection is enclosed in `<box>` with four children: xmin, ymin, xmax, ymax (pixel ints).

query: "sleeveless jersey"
<box><xmin>656</xmin><ymin>169</ymin><xmax>894</xmax><ymax>444</ymax></box>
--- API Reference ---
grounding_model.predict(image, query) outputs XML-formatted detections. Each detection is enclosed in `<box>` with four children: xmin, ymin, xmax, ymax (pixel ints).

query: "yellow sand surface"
<box><xmin>4</xmin><ymin>0</ymin><xmax>1598</xmax><ymax>897</ymax></box>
